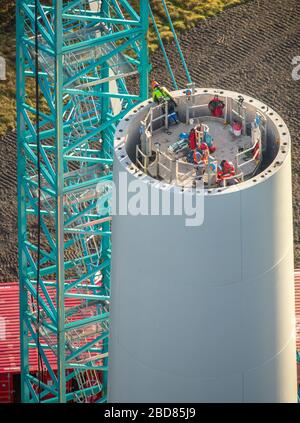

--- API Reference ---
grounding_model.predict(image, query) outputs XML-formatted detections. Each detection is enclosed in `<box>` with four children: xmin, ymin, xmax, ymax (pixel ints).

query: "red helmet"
<box><xmin>200</xmin><ymin>142</ymin><xmax>209</xmax><ymax>151</ymax></box>
<box><xmin>152</xmin><ymin>80</ymin><xmax>159</xmax><ymax>89</ymax></box>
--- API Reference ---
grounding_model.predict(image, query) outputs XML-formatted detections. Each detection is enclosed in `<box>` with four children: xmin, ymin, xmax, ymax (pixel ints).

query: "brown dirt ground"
<box><xmin>0</xmin><ymin>0</ymin><xmax>299</xmax><ymax>281</ymax></box>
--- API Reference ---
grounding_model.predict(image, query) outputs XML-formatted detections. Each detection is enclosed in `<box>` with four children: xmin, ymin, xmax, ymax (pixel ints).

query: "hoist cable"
<box><xmin>149</xmin><ymin>5</ymin><xmax>178</xmax><ymax>90</ymax></box>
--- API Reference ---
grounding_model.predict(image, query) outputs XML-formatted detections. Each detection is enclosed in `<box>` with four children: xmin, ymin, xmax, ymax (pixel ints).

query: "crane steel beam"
<box><xmin>17</xmin><ymin>0</ymin><xmax>149</xmax><ymax>403</ymax></box>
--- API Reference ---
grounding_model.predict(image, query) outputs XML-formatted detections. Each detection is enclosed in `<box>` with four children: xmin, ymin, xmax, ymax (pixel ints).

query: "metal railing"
<box><xmin>186</xmin><ymin>96</ymin><xmax>229</xmax><ymax>124</ymax></box>
<box><xmin>136</xmin><ymin>145</ymin><xmax>150</xmax><ymax>174</ymax></box>
<box><xmin>176</xmin><ymin>159</ymin><xmax>197</xmax><ymax>186</ymax></box>
<box><xmin>137</xmin><ymin>97</ymin><xmax>266</xmax><ymax>189</ymax></box>
<box><xmin>147</xmin><ymin>101</ymin><xmax>170</xmax><ymax>133</ymax></box>
<box><xmin>186</xmin><ymin>103</ymin><xmax>210</xmax><ymax>124</ymax></box>
<box><xmin>138</xmin><ymin>101</ymin><xmax>173</xmax><ymax>163</ymax></box>
<box><xmin>218</xmin><ymin>170</ymin><xmax>244</xmax><ymax>188</ymax></box>
<box><xmin>231</xmin><ymin>98</ymin><xmax>246</xmax><ymax>135</ymax></box>
<box><xmin>256</xmin><ymin>110</ymin><xmax>267</xmax><ymax>150</ymax></box>
<box><xmin>236</xmin><ymin>126</ymin><xmax>262</xmax><ymax>176</ymax></box>
<box><xmin>157</xmin><ymin>150</ymin><xmax>173</xmax><ymax>183</ymax></box>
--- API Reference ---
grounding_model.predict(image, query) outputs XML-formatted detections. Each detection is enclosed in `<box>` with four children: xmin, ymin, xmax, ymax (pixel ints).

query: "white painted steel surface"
<box><xmin>108</xmin><ymin>89</ymin><xmax>297</xmax><ymax>403</ymax></box>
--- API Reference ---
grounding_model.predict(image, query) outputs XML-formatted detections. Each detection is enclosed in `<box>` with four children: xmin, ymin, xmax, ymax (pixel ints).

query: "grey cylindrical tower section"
<box><xmin>108</xmin><ymin>89</ymin><xmax>297</xmax><ymax>403</ymax></box>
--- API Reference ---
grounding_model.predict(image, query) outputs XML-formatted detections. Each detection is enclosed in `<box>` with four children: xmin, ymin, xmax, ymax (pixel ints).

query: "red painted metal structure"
<box><xmin>0</xmin><ymin>283</ymin><xmax>57</xmax><ymax>372</ymax></box>
<box><xmin>1</xmin><ymin>273</ymin><xmax>300</xmax><ymax>402</ymax></box>
<box><xmin>0</xmin><ymin>282</ymin><xmax>104</xmax><ymax>402</ymax></box>
<box><xmin>0</xmin><ymin>283</ymin><xmax>58</xmax><ymax>402</ymax></box>
<box><xmin>294</xmin><ymin>271</ymin><xmax>300</xmax><ymax>386</ymax></box>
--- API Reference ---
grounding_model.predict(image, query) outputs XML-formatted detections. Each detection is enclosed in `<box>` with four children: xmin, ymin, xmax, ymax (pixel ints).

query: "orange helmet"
<box><xmin>152</xmin><ymin>80</ymin><xmax>159</xmax><ymax>89</ymax></box>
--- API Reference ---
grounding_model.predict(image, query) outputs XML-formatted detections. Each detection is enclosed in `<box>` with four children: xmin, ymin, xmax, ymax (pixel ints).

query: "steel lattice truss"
<box><xmin>17</xmin><ymin>0</ymin><xmax>149</xmax><ymax>403</ymax></box>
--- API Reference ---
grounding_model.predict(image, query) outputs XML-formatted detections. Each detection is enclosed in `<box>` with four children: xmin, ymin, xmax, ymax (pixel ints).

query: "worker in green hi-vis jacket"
<box><xmin>152</xmin><ymin>80</ymin><xmax>178</xmax><ymax>115</ymax></box>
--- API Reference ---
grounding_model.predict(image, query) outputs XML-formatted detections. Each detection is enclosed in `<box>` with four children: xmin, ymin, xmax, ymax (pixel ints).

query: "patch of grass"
<box><xmin>0</xmin><ymin>1</ymin><xmax>17</xmax><ymax>136</ymax></box>
<box><xmin>0</xmin><ymin>33</ymin><xmax>16</xmax><ymax>135</ymax></box>
<box><xmin>0</xmin><ymin>0</ymin><xmax>249</xmax><ymax>136</ymax></box>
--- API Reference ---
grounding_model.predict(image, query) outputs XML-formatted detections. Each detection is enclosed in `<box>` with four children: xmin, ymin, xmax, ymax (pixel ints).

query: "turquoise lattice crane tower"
<box><xmin>17</xmin><ymin>0</ymin><xmax>149</xmax><ymax>403</ymax></box>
